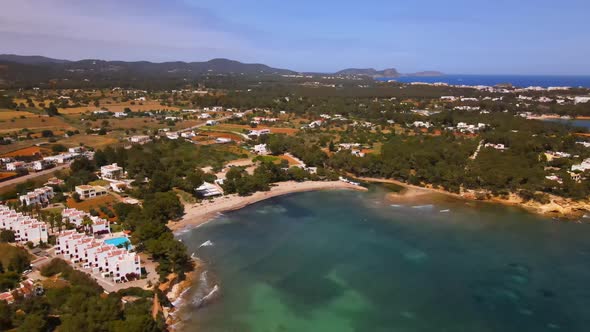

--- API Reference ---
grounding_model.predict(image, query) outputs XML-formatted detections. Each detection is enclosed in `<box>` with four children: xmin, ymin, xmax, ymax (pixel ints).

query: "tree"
<box><xmin>17</xmin><ymin>313</ymin><xmax>46</xmax><ymax>332</ymax></box>
<box><xmin>52</xmin><ymin>144</ymin><xmax>67</xmax><ymax>153</ymax></box>
<box><xmin>0</xmin><ymin>230</ymin><xmax>15</xmax><ymax>243</ymax></box>
<box><xmin>82</xmin><ymin>215</ymin><xmax>94</xmax><ymax>233</ymax></box>
<box><xmin>328</xmin><ymin>140</ymin><xmax>336</xmax><ymax>152</ymax></box>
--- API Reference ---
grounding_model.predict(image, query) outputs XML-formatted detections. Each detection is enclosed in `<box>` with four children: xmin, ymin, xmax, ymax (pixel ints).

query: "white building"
<box><xmin>55</xmin><ymin>231</ymin><xmax>140</xmax><ymax>282</ymax></box>
<box><xmin>571</xmin><ymin>158</ymin><xmax>590</xmax><ymax>172</ymax></box>
<box><xmin>165</xmin><ymin>132</ymin><xmax>180</xmax><ymax>140</ymax></box>
<box><xmin>100</xmin><ymin>163</ymin><xmax>123</xmax><ymax>180</ymax></box>
<box><xmin>574</xmin><ymin>96</ymin><xmax>590</xmax><ymax>104</ymax></box>
<box><xmin>6</xmin><ymin>161</ymin><xmax>26</xmax><ymax>171</ymax></box>
<box><xmin>253</xmin><ymin>144</ymin><xmax>269</xmax><ymax>155</ymax></box>
<box><xmin>43</xmin><ymin>153</ymin><xmax>77</xmax><ymax>164</ymax></box>
<box><xmin>411</xmin><ymin>121</ymin><xmax>432</xmax><ymax>128</ymax></box>
<box><xmin>0</xmin><ymin>205</ymin><xmax>48</xmax><ymax>245</ymax></box>
<box><xmin>195</xmin><ymin>182</ymin><xmax>223</xmax><ymax>197</ymax></box>
<box><xmin>248</xmin><ymin>129</ymin><xmax>271</xmax><ymax>137</ymax></box>
<box><xmin>129</xmin><ymin>135</ymin><xmax>151</xmax><ymax>144</ymax></box>
<box><xmin>75</xmin><ymin>185</ymin><xmax>107</xmax><ymax>200</ymax></box>
<box><xmin>19</xmin><ymin>186</ymin><xmax>54</xmax><ymax>206</ymax></box>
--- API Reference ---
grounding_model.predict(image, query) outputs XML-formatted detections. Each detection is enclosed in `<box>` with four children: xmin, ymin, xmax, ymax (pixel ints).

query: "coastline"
<box><xmin>356</xmin><ymin>176</ymin><xmax>589</xmax><ymax>220</ymax></box>
<box><xmin>168</xmin><ymin>180</ymin><xmax>368</xmax><ymax>232</ymax></box>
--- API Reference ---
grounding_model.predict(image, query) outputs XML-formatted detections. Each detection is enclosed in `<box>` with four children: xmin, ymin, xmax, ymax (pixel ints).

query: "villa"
<box><xmin>195</xmin><ymin>182</ymin><xmax>223</xmax><ymax>197</ymax></box>
<box><xmin>75</xmin><ymin>185</ymin><xmax>107</xmax><ymax>200</ymax></box>
<box><xmin>248</xmin><ymin>129</ymin><xmax>271</xmax><ymax>137</ymax></box>
<box><xmin>100</xmin><ymin>163</ymin><xmax>124</xmax><ymax>179</ymax></box>
<box><xmin>253</xmin><ymin>144</ymin><xmax>269</xmax><ymax>155</ymax></box>
<box><xmin>571</xmin><ymin>158</ymin><xmax>590</xmax><ymax>172</ymax></box>
<box><xmin>129</xmin><ymin>135</ymin><xmax>151</xmax><ymax>144</ymax></box>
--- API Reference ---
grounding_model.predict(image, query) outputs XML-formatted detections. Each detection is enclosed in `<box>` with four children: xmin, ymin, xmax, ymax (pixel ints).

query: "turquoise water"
<box><xmin>104</xmin><ymin>237</ymin><xmax>131</xmax><ymax>248</ymax></box>
<box><xmin>177</xmin><ymin>190</ymin><xmax>590</xmax><ymax>332</ymax></box>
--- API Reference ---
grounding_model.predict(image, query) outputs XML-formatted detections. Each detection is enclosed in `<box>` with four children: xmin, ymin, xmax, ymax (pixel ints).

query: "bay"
<box><xmin>177</xmin><ymin>189</ymin><xmax>590</xmax><ymax>332</ymax></box>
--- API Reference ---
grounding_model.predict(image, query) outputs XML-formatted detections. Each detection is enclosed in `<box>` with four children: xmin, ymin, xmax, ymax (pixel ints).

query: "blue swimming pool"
<box><xmin>104</xmin><ymin>237</ymin><xmax>131</xmax><ymax>249</ymax></box>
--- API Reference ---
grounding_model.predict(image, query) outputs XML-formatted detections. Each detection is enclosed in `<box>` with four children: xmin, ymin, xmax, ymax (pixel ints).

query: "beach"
<box><xmin>168</xmin><ymin>181</ymin><xmax>367</xmax><ymax>232</ymax></box>
<box><xmin>355</xmin><ymin>176</ymin><xmax>589</xmax><ymax>219</ymax></box>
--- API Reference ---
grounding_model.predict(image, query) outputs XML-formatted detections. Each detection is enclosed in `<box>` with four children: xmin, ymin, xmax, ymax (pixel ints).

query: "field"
<box><xmin>58</xmin><ymin>134</ymin><xmax>119</xmax><ymax>150</ymax></box>
<box><xmin>210</xmin><ymin>124</ymin><xmax>299</xmax><ymax>135</ymax></box>
<box><xmin>0</xmin><ymin>172</ymin><xmax>17</xmax><ymax>181</ymax></box>
<box><xmin>66</xmin><ymin>194</ymin><xmax>119</xmax><ymax>222</ymax></box>
<box><xmin>0</xmin><ymin>110</ymin><xmax>38</xmax><ymax>120</ymax></box>
<box><xmin>0</xmin><ymin>116</ymin><xmax>75</xmax><ymax>134</ymax></box>
<box><xmin>86</xmin><ymin>117</ymin><xmax>167</xmax><ymax>130</ymax></box>
<box><xmin>1</xmin><ymin>146</ymin><xmax>51</xmax><ymax>158</ymax></box>
<box><xmin>57</xmin><ymin>101</ymin><xmax>180</xmax><ymax>115</ymax></box>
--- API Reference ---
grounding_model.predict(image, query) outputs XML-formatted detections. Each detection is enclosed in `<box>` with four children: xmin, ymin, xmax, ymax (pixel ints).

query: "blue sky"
<box><xmin>1</xmin><ymin>0</ymin><xmax>589</xmax><ymax>74</ymax></box>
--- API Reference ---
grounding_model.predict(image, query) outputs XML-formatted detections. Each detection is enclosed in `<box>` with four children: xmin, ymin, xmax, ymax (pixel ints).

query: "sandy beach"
<box><xmin>356</xmin><ymin>176</ymin><xmax>589</xmax><ymax>219</ymax></box>
<box><xmin>168</xmin><ymin>181</ymin><xmax>367</xmax><ymax>232</ymax></box>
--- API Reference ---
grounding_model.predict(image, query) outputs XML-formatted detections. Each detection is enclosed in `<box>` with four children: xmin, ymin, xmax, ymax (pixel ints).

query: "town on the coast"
<box><xmin>0</xmin><ymin>54</ymin><xmax>588</xmax><ymax>330</ymax></box>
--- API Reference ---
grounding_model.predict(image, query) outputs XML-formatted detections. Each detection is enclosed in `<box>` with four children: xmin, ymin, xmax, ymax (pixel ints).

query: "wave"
<box><xmin>411</xmin><ymin>204</ymin><xmax>434</xmax><ymax>209</ymax></box>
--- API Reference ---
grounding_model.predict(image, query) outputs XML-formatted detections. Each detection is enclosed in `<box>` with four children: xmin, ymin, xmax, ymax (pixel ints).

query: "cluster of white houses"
<box><xmin>0</xmin><ymin>205</ymin><xmax>48</xmax><ymax>245</ymax></box>
<box><xmin>62</xmin><ymin>208</ymin><xmax>110</xmax><ymax>235</ymax></box>
<box><xmin>55</xmin><ymin>230</ymin><xmax>141</xmax><ymax>283</ymax></box>
<box><xmin>19</xmin><ymin>186</ymin><xmax>54</xmax><ymax>206</ymax></box>
<box><xmin>2</xmin><ymin>147</ymin><xmax>93</xmax><ymax>173</ymax></box>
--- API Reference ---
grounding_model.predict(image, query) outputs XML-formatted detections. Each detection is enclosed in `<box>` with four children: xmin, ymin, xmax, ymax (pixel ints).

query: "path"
<box><xmin>0</xmin><ymin>163</ymin><xmax>70</xmax><ymax>189</ymax></box>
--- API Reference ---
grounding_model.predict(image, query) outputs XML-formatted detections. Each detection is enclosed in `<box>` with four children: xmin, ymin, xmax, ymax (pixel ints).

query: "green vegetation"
<box><xmin>0</xmin><ymin>258</ymin><xmax>165</xmax><ymax>331</ymax></box>
<box><xmin>0</xmin><ymin>244</ymin><xmax>31</xmax><ymax>292</ymax></box>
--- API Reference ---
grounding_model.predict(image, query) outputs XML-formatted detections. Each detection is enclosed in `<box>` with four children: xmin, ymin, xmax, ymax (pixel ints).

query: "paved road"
<box><xmin>0</xmin><ymin>163</ymin><xmax>70</xmax><ymax>189</ymax></box>
<box><xmin>178</xmin><ymin>110</ymin><xmax>252</xmax><ymax>133</ymax></box>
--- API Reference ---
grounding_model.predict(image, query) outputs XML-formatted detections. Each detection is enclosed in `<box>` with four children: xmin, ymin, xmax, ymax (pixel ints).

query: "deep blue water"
<box><xmin>541</xmin><ymin>118</ymin><xmax>590</xmax><ymax>130</ymax></box>
<box><xmin>177</xmin><ymin>190</ymin><xmax>590</xmax><ymax>332</ymax></box>
<box><xmin>378</xmin><ymin>75</ymin><xmax>590</xmax><ymax>88</ymax></box>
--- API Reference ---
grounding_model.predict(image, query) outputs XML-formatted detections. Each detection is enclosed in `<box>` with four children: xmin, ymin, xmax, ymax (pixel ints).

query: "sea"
<box><xmin>176</xmin><ymin>188</ymin><xmax>590</xmax><ymax>332</ymax></box>
<box><xmin>377</xmin><ymin>75</ymin><xmax>590</xmax><ymax>88</ymax></box>
<box><xmin>541</xmin><ymin>118</ymin><xmax>590</xmax><ymax>130</ymax></box>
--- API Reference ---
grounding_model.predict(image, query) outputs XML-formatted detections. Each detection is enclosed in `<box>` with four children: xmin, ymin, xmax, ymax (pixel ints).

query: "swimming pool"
<box><xmin>104</xmin><ymin>237</ymin><xmax>132</xmax><ymax>249</ymax></box>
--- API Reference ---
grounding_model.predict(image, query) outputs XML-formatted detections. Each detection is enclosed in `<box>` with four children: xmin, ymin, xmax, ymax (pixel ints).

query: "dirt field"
<box><xmin>58</xmin><ymin>101</ymin><xmax>180</xmax><ymax>114</ymax></box>
<box><xmin>59</xmin><ymin>134</ymin><xmax>119</xmax><ymax>150</ymax></box>
<box><xmin>0</xmin><ymin>172</ymin><xmax>17</xmax><ymax>181</ymax></box>
<box><xmin>87</xmin><ymin>117</ymin><xmax>166</xmax><ymax>130</ymax></box>
<box><xmin>1</xmin><ymin>146</ymin><xmax>51</xmax><ymax>158</ymax></box>
<box><xmin>212</xmin><ymin>124</ymin><xmax>299</xmax><ymax>135</ymax></box>
<box><xmin>0</xmin><ymin>110</ymin><xmax>38</xmax><ymax>120</ymax></box>
<box><xmin>196</xmin><ymin>131</ymin><xmax>244</xmax><ymax>142</ymax></box>
<box><xmin>66</xmin><ymin>194</ymin><xmax>119</xmax><ymax>221</ymax></box>
<box><xmin>0</xmin><ymin>116</ymin><xmax>75</xmax><ymax>134</ymax></box>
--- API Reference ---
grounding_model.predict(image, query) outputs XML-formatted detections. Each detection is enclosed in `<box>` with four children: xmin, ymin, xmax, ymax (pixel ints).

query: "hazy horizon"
<box><xmin>1</xmin><ymin>0</ymin><xmax>589</xmax><ymax>75</ymax></box>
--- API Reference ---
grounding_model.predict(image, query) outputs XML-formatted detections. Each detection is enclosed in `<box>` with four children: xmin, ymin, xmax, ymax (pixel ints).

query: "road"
<box><xmin>178</xmin><ymin>110</ymin><xmax>252</xmax><ymax>133</ymax></box>
<box><xmin>0</xmin><ymin>163</ymin><xmax>70</xmax><ymax>190</ymax></box>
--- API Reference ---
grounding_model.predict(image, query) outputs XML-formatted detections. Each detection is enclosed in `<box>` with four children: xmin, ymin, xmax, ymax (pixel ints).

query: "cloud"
<box><xmin>0</xmin><ymin>0</ymin><xmax>255</xmax><ymax>60</ymax></box>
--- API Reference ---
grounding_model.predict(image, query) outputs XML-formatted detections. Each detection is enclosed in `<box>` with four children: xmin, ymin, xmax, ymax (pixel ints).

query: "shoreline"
<box><xmin>168</xmin><ymin>181</ymin><xmax>367</xmax><ymax>232</ymax></box>
<box><xmin>355</xmin><ymin>176</ymin><xmax>589</xmax><ymax>220</ymax></box>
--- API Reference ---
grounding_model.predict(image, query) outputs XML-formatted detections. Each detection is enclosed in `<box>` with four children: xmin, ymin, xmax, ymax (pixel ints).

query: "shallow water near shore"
<box><xmin>176</xmin><ymin>189</ymin><xmax>590</xmax><ymax>332</ymax></box>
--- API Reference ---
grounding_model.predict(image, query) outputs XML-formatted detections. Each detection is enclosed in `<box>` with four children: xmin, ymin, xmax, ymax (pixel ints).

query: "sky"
<box><xmin>1</xmin><ymin>0</ymin><xmax>589</xmax><ymax>75</ymax></box>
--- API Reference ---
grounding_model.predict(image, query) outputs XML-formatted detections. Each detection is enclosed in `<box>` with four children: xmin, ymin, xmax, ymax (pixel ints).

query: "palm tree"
<box><xmin>82</xmin><ymin>216</ymin><xmax>93</xmax><ymax>234</ymax></box>
<box><xmin>64</xmin><ymin>217</ymin><xmax>72</xmax><ymax>230</ymax></box>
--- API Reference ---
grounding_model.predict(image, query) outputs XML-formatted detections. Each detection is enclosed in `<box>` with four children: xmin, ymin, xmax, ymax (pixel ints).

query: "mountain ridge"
<box><xmin>0</xmin><ymin>54</ymin><xmax>442</xmax><ymax>77</ymax></box>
